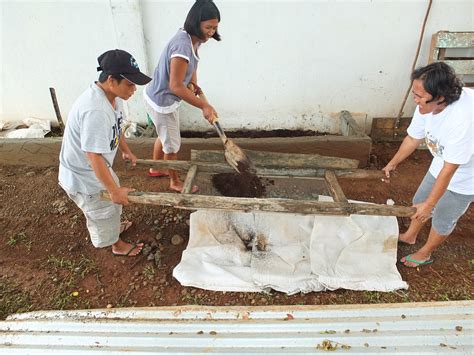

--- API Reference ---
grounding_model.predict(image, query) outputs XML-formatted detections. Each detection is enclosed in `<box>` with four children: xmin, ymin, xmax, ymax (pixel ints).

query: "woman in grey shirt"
<box><xmin>144</xmin><ymin>0</ymin><xmax>221</xmax><ymax>193</ymax></box>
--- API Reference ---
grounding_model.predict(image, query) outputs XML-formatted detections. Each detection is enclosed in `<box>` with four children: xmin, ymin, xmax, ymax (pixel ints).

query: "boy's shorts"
<box><xmin>144</xmin><ymin>99</ymin><xmax>181</xmax><ymax>154</ymax></box>
<box><xmin>413</xmin><ymin>172</ymin><xmax>473</xmax><ymax>235</ymax></box>
<box><xmin>66</xmin><ymin>191</ymin><xmax>122</xmax><ymax>248</ymax></box>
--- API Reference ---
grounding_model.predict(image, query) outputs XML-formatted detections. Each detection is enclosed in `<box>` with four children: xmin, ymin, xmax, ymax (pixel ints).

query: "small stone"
<box><xmin>154</xmin><ymin>252</ymin><xmax>162</xmax><ymax>267</ymax></box>
<box><xmin>106</xmin><ymin>304</ymin><xmax>113</xmax><ymax>309</ymax></box>
<box><xmin>152</xmin><ymin>286</ymin><xmax>159</xmax><ymax>291</ymax></box>
<box><xmin>142</xmin><ymin>245</ymin><xmax>152</xmax><ymax>256</ymax></box>
<box><xmin>171</xmin><ymin>234</ymin><xmax>184</xmax><ymax>246</ymax></box>
<box><xmin>154</xmin><ymin>220</ymin><xmax>159</xmax><ymax>225</ymax></box>
<box><xmin>26</xmin><ymin>171</ymin><xmax>36</xmax><ymax>177</ymax></box>
<box><xmin>155</xmin><ymin>232</ymin><xmax>163</xmax><ymax>241</ymax></box>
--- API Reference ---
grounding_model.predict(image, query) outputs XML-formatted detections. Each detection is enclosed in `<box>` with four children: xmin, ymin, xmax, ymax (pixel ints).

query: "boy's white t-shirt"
<box><xmin>59</xmin><ymin>83</ymin><xmax>125</xmax><ymax>195</ymax></box>
<box><xmin>407</xmin><ymin>88</ymin><xmax>474</xmax><ymax>195</ymax></box>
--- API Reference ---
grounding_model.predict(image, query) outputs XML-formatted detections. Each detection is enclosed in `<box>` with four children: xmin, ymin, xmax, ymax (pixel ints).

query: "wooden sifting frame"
<box><xmin>102</xmin><ymin>149</ymin><xmax>415</xmax><ymax>218</ymax></box>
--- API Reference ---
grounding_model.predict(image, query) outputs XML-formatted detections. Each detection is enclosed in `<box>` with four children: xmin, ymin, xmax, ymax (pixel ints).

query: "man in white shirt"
<box><xmin>383</xmin><ymin>62</ymin><xmax>473</xmax><ymax>267</ymax></box>
<box><xmin>59</xmin><ymin>49</ymin><xmax>152</xmax><ymax>257</ymax></box>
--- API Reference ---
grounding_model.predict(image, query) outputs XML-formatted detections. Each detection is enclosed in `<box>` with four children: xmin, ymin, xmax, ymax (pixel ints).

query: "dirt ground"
<box><xmin>1</xmin><ymin>142</ymin><xmax>472</xmax><ymax>319</ymax></box>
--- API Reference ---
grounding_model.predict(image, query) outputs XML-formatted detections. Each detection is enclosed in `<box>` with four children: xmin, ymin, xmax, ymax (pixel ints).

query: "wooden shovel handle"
<box><xmin>187</xmin><ymin>84</ymin><xmax>218</xmax><ymax>124</ymax></box>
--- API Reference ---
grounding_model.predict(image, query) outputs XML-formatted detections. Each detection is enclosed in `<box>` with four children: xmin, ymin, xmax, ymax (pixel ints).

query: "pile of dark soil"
<box><xmin>212</xmin><ymin>172</ymin><xmax>266</xmax><ymax>197</ymax></box>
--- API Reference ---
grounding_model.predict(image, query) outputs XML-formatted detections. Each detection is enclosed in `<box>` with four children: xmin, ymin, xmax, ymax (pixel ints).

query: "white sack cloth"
<box><xmin>173</xmin><ymin>197</ymin><xmax>408</xmax><ymax>294</ymax></box>
<box><xmin>0</xmin><ymin>118</ymin><xmax>51</xmax><ymax>138</ymax></box>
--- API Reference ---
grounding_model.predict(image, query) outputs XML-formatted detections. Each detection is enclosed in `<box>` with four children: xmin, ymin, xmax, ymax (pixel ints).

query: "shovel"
<box><xmin>197</xmin><ymin>91</ymin><xmax>254</xmax><ymax>174</ymax></box>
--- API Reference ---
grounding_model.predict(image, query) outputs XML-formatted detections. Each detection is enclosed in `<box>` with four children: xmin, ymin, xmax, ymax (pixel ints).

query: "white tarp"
<box><xmin>0</xmin><ymin>118</ymin><xmax>51</xmax><ymax>138</ymax></box>
<box><xmin>173</xmin><ymin>197</ymin><xmax>408</xmax><ymax>294</ymax></box>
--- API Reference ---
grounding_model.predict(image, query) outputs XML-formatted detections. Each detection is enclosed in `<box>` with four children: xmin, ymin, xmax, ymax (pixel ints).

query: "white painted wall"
<box><xmin>1</xmin><ymin>0</ymin><xmax>473</xmax><ymax>133</ymax></box>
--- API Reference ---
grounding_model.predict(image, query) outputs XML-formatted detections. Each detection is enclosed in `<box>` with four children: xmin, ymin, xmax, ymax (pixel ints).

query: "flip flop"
<box><xmin>401</xmin><ymin>254</ymin><xmax>434</xmax><ymax>268</ymax></box>
<box><xmin>148</xmin><ymin>170</ymin><xmax>169</xmax><ymax>178</ymax></box>
<box><xmin>120</xmin><ymin>220</ymin><xmax>133</xmax><ymax>234</ymax></box>
<box><xmin>112</xmin><ymin>242</ymin><xmax>144</xmax><ymax>257</ymax></box>
<box><xmin>170</xmin><ymin>185</ymin><xmax>199</xmax><ymax>194</ymax></box>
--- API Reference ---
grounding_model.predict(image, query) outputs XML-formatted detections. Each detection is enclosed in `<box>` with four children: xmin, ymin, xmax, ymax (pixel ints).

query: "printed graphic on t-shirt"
<box><xmin>425</xmin><ymin>131</ymin><xmax>444</xmax><ymax>157</ymax></box>
<box><xmin>109</xmin><ymin>113</ymin><xmax>123</xmax><ymax>151</ymax></box>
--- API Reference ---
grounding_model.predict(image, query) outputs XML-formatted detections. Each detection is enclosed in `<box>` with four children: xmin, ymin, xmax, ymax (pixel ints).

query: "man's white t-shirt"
<box><xmin>407</xmin><ymin>88</ymin><xmax>474</xmax><ymax>195</ymax></box>
<box><xmin>59</xmin><ymin>83</ymin><xmax>125</xmax><ymax>195</ymax></box>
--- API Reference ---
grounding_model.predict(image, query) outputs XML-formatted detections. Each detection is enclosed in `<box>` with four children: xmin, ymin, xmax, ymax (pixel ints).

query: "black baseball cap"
<box><xmin>97</xmin><ymin>49</ymin><xmax>151</xmax><ymax>85</ymax></box>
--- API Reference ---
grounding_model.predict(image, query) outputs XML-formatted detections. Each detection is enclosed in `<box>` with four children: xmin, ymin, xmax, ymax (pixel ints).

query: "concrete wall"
<box><xmin>1</xmin><ymin>0</ymin><xmax>473</xmax><ymax>133</ymax></box>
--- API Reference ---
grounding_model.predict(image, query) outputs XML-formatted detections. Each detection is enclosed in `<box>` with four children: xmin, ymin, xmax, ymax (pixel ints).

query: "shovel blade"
<box><xmin>224</xmin><ymin>139</ymin><xmax>255</xmax><ymax>174</ymax></box>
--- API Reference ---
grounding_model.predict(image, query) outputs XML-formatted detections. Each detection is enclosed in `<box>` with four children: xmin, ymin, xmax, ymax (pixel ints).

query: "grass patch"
<box><xmin>116</xmin><ymin>288</ymin><xmax>134</xmax><ymax>308</ymax></box>
<box><xmin>45</xmin><ymin>255</ymin><xmax>98</xmax><ymax>310</ymax></box>
<box><xmin>181</xmin><ymin>293</ymin><xmax>208</xmax><ymax>305</ymax></box>
<box><xmin>6</xmin><ymin>232</ymin><xmax>32</xmax><ymax>251</ymax></box>
<box><xmin>142</xmin><ymin>265</ymin><xmax>156</xmax><ymax>280</ymax></box>
<box><xmin>47</xmin><ymin>255</ymin><xmax>97</xmax><ymax>278</ymax></box>
<box><xmin>362</xmin><ymin>291</ymin><xmax>383</xmax><ymax>303</ymax></box>
<box><xmin>0</xmin><ymin>278</ymin><xmax>33</xmax><ymax>320</ymax></box>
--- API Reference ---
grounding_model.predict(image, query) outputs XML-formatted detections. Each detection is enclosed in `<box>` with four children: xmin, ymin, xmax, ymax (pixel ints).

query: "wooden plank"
<box><xmin>428</xmin><ymin>32</ymin><xmax>440</xmax><ymax>63</ymax></box>
<box><xmin>433</xmin><ymin>31</ymin><xmax>474</xmax><ymax>49</ymax></box>
<box><xmin>134</xmin><ymin>159</ymin><xmax>384</xmax><ymax>179</ymax></box>
<box><xmin>443</xmin><ymin>60</ymin><xmax>474</xmax><ymax>75</ymax></box>
<box><xmin>370</xmin><ymin>117</ymin><xmax>412</xmax><ymax>142</ymax></box>
<box><xmin>101</xmin><ymin>191</ymin><xmax>416</xmax><ymax>217</ymax></box>
<box><xmin>339</xmin><ymin>111</ymin><xmax>366</xmax><ymax>138</ymax></box>
<box><xmin>324</xmin><ymin>170</ymin><xmax>348</xmax><ymax>203</ymax></box>
<box><xmin>190</xmin><ymin>149</ymin><xmax>359</xmax><ymax>169</ymax></box>
<box><xmin>182</xmin><ymin>165</ymin><xmax>198</xmax><ymax>194</ymax></box>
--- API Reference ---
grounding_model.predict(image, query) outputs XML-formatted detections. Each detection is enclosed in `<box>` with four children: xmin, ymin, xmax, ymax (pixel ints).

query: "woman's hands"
<box><xmin>202</xmin><ymin>103</ymin><xmax>218</xmax><ymax>123</ymax></box>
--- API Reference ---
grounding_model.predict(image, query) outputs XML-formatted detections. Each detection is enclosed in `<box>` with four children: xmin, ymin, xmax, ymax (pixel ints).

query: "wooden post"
<box><xmin>182</xmin><ymin>165</ymin><xmax>198</xmax><ymax>194</ymax></box>
<box><xmin>49</xmin><ymin>87</ymin><xmax>65</xmax><ymax>134</ymax></box>
<box><xmin>101</xmin><ymin>191</ymin><xmax>416</xmax><ymax>217</ymax></box>
<box><xmin>324</xmin><ymin>170</ymin><xmax>348</xmax><ymax>203</ymax></box>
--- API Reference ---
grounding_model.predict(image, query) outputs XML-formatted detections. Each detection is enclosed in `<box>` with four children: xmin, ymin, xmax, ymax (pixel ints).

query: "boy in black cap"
<box><xmin>59</xmin><ymin>49</ymin><xmax>151</xmax><ymax>257</ymax></box>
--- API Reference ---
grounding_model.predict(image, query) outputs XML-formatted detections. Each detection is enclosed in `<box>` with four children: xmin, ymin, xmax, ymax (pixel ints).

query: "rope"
<box><xmin>395</xmin><ymin>0</ymin><xmax>433</xmax><ymax>132</ymax></box>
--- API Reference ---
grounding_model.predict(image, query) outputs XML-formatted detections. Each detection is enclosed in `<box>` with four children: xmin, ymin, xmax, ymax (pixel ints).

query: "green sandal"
<box><xmin>402</xmin><ymin>254</ymin><xmax>434</xmax><ymax>268</ymax></box>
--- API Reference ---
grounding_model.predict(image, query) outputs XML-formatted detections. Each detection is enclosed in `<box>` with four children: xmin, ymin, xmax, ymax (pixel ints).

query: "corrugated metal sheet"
<box><xmin>1</xmin><ymin>301</ymin><xmax>472</xmax><ymax>354</ymax></box>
